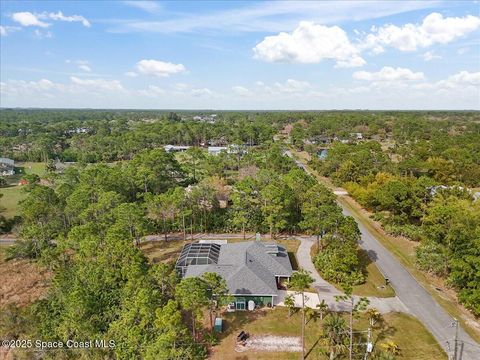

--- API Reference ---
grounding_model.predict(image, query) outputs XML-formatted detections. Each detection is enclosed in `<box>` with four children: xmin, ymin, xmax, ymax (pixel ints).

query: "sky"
<box><xmin>0</xmin><ymin>0</ymin><xmax>479</xmax><ymax>110</ymax></box>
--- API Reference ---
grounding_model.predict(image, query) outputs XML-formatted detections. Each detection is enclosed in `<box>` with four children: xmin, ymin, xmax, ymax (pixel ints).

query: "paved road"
<box><xmin>295</xmin><ymin>235</ymin><xmax>408</xmax><ymax>314</ymax></box>
<box><xmin>340</xmin><ymin>203</ymin><xmax>480</xmax><ymax>360</ymax></box>
<box><xmin>287</xmin><ymin>151</ymin><xmax>480</xmax><ymax>359</ymax></box>
<box><xmin>0</xmin><ymin>238</ymin><xmax>16</xmax><ymax>245</ymax></box>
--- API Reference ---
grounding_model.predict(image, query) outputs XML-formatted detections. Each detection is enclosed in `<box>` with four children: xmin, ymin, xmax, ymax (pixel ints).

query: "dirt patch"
<box><xmin>0</xmin><ymin>257</ymin><xmax>50</xmax><ymax>308</ymax></box>
<box><xmin>236</xmin><ymin>336</ymin><xmax>302</xmax><ymax>353</ymax></box>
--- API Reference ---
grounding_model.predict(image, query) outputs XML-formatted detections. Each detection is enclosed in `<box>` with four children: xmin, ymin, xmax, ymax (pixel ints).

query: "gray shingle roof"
<box><xmin>181</xmin><ymin>241</ymin><xmax>293</xmax><ymax>297</ymax></box>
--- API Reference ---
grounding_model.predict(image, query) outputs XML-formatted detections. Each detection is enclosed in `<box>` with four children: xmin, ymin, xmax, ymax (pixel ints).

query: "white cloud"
<box><xmin>232</xmin><ymin>86</ymin><xmax>252</xmax><ymax>97</ymax></box>
<box><xmin>422</xmin><ymin>51</ymin><xmax>441</xmax><ymax>61</ymax></box>
<box><xmin>11</xmin><ymin>11</ymin><xmax>90</xmax><ymax>29</ymax></box>
<box><xmin>138</xmin><ymin>85</ymin><xmax>166</xmax><ymax>97</ymax></box>
<box><xmin>12</xmin><ymin>12</ymin><xmax>50</xmax><ymax>27</ymax></box>
<box><xmin>253</xmin><ymin>21</ymin><xmax>365</xmax><ymax>67</ymax></box>
<box><xmin>274</xmin><ymin>79</ymin><xmax>311</xmax><ymax>93</ymax></box>
<box><xmin>123</xmin><ymin>1</ymin><xmax>161</xmax><ymax>13</ymax></box>
<box><xmin>78</xmin><ymin>65</ymin><xmax>91</xmax><ymax>72</ymax></box>
<box><xmin>1</xmin><ymin>79</ymin><xmax>64</xmax><ymax>96</ymax></box>
<box><xmin>47</xmin><ymin>11</ymin><xmax>90</xmax><ymax>27</ymax></box>
<box><xmin>0</xmin><ymin>25</ymin><xmax>21</xmax><ymax>36</ymax></box>
<box><xmin>33</xmin><ymin>29</ymin><xmax>53</xmax><ymax>39</ymax></box>
<box><xmin>433</xmin><ymin>71</ymin><xmax>480</xmax><ymax>90</ymax></box>
<box><xmin>109</xmin><ymin>1</ymin><xmax>438</xmax><ymax>34</ymax></box>
<box><xmin>362</xmin><ymin>12</ymin><xmax>480</xmax><ymax>52</ymax></box>
<box><xmin>70</xmin><ymin>76</ymin><xmax>124</xmax><ymax>91</ymax></box>
<box><xmin>353</xmin><ymin>67</ymin><xmax>425</xmax><ymax>82</ymax></box>
<box><xmin>135</xmin><ymin>59</ymin><xmax>187</xmax><ymax>77</ymax></box>
<box><xmin>125</xmin><ymin>71</ymin><xmax>138</xmax><ymax>77</ymax></box>
<box><xmin>191</xmin><ymin>88</ymin><xmax>213</xmax><ymax>97</ymax></box>
<box><xmin>173</xmin><ymin>83</ymin><xmax>192</xmax><ymax>91</ymax></box>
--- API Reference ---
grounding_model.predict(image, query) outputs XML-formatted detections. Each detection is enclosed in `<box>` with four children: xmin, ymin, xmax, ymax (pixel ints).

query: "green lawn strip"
<box><xmin>288</xmin><ymin>148</ymin><xmax>480</xmax><ymax>343</ymax></box>
<box><xmin>0</xmin><ymin>186</ymin><xmax>26</xmax><ymax>218</ymax></box>
<box><xmin>310</xmin><ymin>243</ymin><xmax>395</xmax><ymax>298</ymax></box>
<box><xmin>212</xmin><ymin>307</ymin><xmax>445</xmax><ymax>360</ymax></box>
<box><xmin>1</xmin><ymin>162</ymin><xmax>46</xmax><ymax>218</ymax></box>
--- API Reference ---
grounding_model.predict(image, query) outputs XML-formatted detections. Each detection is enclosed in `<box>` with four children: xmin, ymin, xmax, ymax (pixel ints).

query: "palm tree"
<box><xmin>366</xmin><ymin>308</ymin><xmax>383</xmax><ymax>328</ymax></box>
<box><xmin>323</xmin><ymin>314</ymin><xmax>348</xmax><ymax>360</ymax></box>
<box><xmin>284</xmin><ymin>294</ymin><xmax>295</xmax><ymax>317</ymax></box>
<box><xmin>289</xmin><ymin>269</ymin><xmax>314</xmax><ymax>360</ymax></box>
<box><xmin>316</xmin><ymin>299</ymin><xmax>329</xmax><ymax>320</ymax></box>
<box><xmin>304</xmin><ymin>307</ymin><xmax>319</xmax><ymax>324</ymax></box>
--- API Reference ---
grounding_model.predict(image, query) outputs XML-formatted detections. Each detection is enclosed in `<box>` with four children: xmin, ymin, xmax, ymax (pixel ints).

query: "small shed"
<box><xmin>214</xmin><ymin>317</ymin><xmax>223</xmax><ymax>333</ymax></box>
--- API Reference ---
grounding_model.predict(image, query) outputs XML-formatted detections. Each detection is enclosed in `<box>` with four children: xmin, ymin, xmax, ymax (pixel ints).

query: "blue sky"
<box><xmin>1</xmin><ymin>0</ymin><xmax>479</xmax><ymax>109</ymax></box>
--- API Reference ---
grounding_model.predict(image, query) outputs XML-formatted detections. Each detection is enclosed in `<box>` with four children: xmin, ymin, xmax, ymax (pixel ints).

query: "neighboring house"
<box><xmin>164</xmin><ymin>145</ymin><xmax>191</xmax><ymax>153</ymax></box>
<box><xmin>318</xmin><ymin>149</ymin><xmax>328</xmax><ymax>160</ymax></box>
<box><xmin>176</xmin><ymin>241</ymin><xmax>293</xmax><ymax>310</ymax></box>
<box><xmin>0</xmin><ymin>157</ymin><xmax>15</xmax><ymax>176</ymax></box>
<box><xmin>473</xmin><ymin>192</ymin><xmax>480</xmax><ymax>202</ymax></box>
<box><xmin>208</xmin><ymin>146</ymin><xmax>228</xmax><ymax>155</ymax></box>
<box><xmin>350</xmin><ymin>132</ymin><xmax>364</xmax><ymax>140</ymax></box>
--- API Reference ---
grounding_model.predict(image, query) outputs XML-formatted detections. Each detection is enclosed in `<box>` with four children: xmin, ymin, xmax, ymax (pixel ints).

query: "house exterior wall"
<box><xmin>233</xmin><ymin>295</ymin><xmax>274</xmax><ymax>308</ymax></box>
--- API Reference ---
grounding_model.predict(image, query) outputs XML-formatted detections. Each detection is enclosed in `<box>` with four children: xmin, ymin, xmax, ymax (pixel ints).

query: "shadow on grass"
<box><xmin>373</xmin><ymin>322</ymin><xmax>397</xmax><ymax>347</ymax></box>
<box><xmin>357</xmin><ymin>248</ymin><xmax>374</xmax><ymax>278</ymax></box>
<box><xmin>217</xmin><ymin>310</ymin><xmax>268</xmax><ymax>341</ymax></box>
<box><xmin>305</xmin><ymin>334</ymin><xmax>323</xmax><ymax>359</ymax></box>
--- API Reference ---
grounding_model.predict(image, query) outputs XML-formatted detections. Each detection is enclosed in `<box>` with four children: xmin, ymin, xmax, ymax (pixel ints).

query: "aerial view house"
<box><xmin>176</xmin><ymin>241</ymin><xmax>293</xmax><ymax>310</ymax></box>
<box><xmin>0</xmin><ymin>157</ymin><xmax>15</xmax><ymax>176</ymax></box>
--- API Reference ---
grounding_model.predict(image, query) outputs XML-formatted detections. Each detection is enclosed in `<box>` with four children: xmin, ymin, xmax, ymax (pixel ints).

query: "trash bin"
<box><xmin>214</xmin><ymin>317</ymin><xmax>223</xmax><ymax>333</ymax></box>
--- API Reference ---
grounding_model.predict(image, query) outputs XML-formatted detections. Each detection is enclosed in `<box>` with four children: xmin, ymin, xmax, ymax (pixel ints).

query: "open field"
<box><xmin>0</xmin><ymin>162</ymin><xmax>46</xmax><ymax>219</ymax></box>
<box><xmin>210</xmin><ymin>307</ymin><xmax>446</xmax><ymax>360</ymax></box>
<box><xmin>0</xmin><ymin>186</ymin><xmax>25</xmax><ymax>219</ymax></box>
<box><xmin>0</xmin><ymin>245</ymin><xmax>50</xmax><ymax>308</ymax></box>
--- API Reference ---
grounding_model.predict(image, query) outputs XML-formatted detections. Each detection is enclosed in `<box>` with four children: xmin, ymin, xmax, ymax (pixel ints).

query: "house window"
<box><xmin>236</xmin><ymin>298</ymin><xmax>246</xmax><ymax>310</ymax></box>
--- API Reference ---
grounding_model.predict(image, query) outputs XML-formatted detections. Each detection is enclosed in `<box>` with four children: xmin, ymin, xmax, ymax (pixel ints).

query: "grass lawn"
<box><xmin>210</xmin><ymin>307</ymin><xmax>446</xmax><ymax>360</ymax></box>
<box><xmin>1</xmin><ymin>162</ymin><xmax>46</xmax><ymax>219</ymax></box>
<box><xmin>354</xmin><ymin>249</ymin><xmax>396</xmax><ymax>297</ymax></box>
<box><xmin>0</xmin><ymin>186</ymin><xmax>25</xmax><ymax>218</ymax></box>
<box><xmin>311</xmin><ymin>242</ymin><xmax>395</xmax><ymax>298</ymax></box>
<box><xmin>139</xmin><ymin>240</ymin><xmax>186</xmax><ymax>264</ymax></box>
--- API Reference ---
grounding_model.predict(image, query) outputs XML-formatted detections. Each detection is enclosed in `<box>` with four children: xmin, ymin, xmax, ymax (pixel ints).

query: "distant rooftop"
<box><xmin>0</xmin><ymin>158</ymin><xmax>14</xmax><ymax>165</ymax></box>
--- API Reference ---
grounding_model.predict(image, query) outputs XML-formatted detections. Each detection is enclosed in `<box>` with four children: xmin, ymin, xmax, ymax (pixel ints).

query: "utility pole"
<box><xmin>453</xmin><ymin>318</ymin><xmax>459</xmax><ymax>360</ymax></box>
<box><xmin>349</xmin><ymin>296</ymin><xmax>354</xmax><ymax>360</ymax></box>
<box><xmin>364</xmin><ymin>327</ymin><xmax>372</xmax><ymax>360</ymax></box>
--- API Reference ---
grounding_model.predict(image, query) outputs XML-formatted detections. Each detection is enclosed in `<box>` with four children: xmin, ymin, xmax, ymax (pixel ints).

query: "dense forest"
<box><xmin>1</xmin><ymin>110</ymin><xmax>364</xmax><ymax>359</ymax></box>
<box><xmin>1</xmin><ymin>110</ymin><xmax>479</xmax><ymax>359</ymax></box>
<box><xmin>293</xmin><ymin>112</ymin><xmax>480</xmax><ymax>315</ymax></box>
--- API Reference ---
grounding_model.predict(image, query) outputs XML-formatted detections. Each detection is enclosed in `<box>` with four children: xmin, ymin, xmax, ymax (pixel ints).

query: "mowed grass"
<box><xmin>0</xmin><ymin>186</ymin><xmax>25</xmax><ymax>218</ymax></box>
<box><xmin>311</xmin><ymin>243</ymin><xmax>395</xmax><ymax>298</ymax></box>
<box><xmin>0</xmin><ymin>162</ymin><xmax>46</xmax><ymax>218</ymax></box>
<box><xmin>210</xmin><ymin>307</ymin><xmax>446</xmax><ymax>360</ymax></box>
<box><xmin>353</xmin><ymin>249</ymin><xmax>395</xmax><ymax>297</ymax></box>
